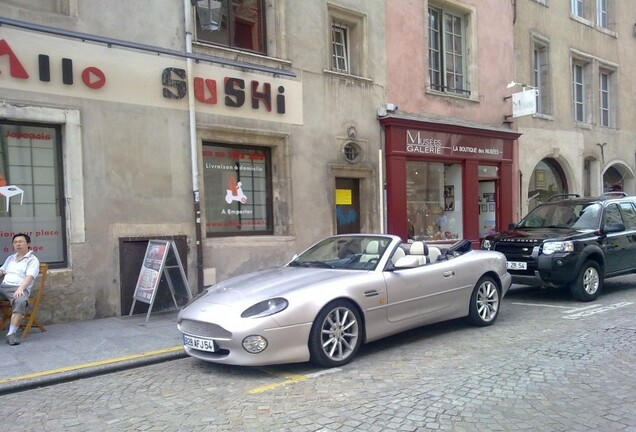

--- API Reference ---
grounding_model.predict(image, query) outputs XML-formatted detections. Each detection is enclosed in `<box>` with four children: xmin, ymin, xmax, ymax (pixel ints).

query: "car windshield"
<box><xmin>517</xmin><ymin>202</ymin><xmax>602</xmax><ymax>230</ymax></box>
<box><xmin>288</xmin><ymin>235</ymin><xmax>393</xmax><ymax>270</ymax></box>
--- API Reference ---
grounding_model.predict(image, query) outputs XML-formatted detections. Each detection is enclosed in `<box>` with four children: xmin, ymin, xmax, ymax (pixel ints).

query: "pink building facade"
<box><xmin>382</xmin><ymin>0</ymin><xmax>521</xmax><ymax>247</ymax></box>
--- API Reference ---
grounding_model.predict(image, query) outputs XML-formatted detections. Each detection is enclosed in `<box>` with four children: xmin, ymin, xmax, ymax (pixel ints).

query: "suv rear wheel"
<box><xmin>569</xmin><ymin>260</ymin><xmax>602</xmax><ymax>302</ymax></box>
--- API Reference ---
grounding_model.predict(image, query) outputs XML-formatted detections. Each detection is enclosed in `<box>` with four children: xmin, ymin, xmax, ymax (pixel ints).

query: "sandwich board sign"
<box><xmin>129</xmin><ymin>239</ymin><xmax>192</xmax><ymax>322</ymax></box>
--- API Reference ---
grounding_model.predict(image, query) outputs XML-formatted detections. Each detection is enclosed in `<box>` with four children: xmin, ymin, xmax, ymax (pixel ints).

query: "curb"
<box><xmin>0</xmin><ymin>346</ymin><xmax>187</xmax><ymax>396</ymax></box>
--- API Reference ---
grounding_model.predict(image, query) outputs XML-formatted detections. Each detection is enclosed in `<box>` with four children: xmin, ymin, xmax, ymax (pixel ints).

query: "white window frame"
<box><xmin>599</xmin><ymin>69</ymin><xmax>612</xmax><ymax>128</ymax></box>
<box><xmin>428</xmin><ymin>4</ymin><xmax>470</xmax><ymax>97</ymax></box>
<box><xmin>532</xmin><ymin>37</ymin><xmax>551</xmax><ymax>115</ymax></box>
<box><xmin>597</xmin><ymin>0</ymin><xmax>608</xmax><ymax>28</ymax></box>
<box><xmin>572</xmin><ymin>62</ymin><xmax>586</xmax><ymax>123</ymax></box>
<box><xmin>331</xmin><ymin>22</ymin><xmax>349</xmax><ymax>74</ymax></box>
<box><xmin>326</xmin><ymin>4</ymin><xmax>368</xmax><ymax>79</ymax></box>
<box><xmin>572</xmin><ymin>0</ymin><xmax>584</xmax><ymax>17</ymax></box>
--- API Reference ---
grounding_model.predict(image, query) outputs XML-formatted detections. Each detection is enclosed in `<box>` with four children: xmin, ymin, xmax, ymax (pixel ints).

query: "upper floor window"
<box><xmin>327</xmin><ymin>5</ymin><xmax>367</xmax><ymax>78</ymax></box>
<box><xmin>572</xmin><ymin>61</ymin><xmax>589</xmax><ymax>123</ymax></box>
<box><xmin>599</xmin><ymin>69</ymin><xmax>613</xmax><ymax>128</ymax></box>
<box><xmin>571</xmin><ymin>0</ymin><xmax>614</xmax><ymax>30</ymax></box>
<box><xmin>532</xmin><ymin>38</ymin><xmax>551</xmax><ymax>115</ymax></box>
<box><xmin>331</xmin><ymin>22</ymin><xmax>349</xmax><ymax>73</ymax></box>
<box><xmin>571</xmin><ymin>0</ymin><xmax>585</xmax><ymax>17</ymax></box>
<box><xmin>597</xmin><ymin>0</ymin><xmax>608</xmax><ymax>27</ymax></box>
<box><xmin>194</xmin><ymin>0</ymin><xmax>266</xmax><ymax>54</ymax></box>
<box><xmin>428</xmin><ymin>5</ymin><xmax>469</xmax><ymax>96</ymax></box>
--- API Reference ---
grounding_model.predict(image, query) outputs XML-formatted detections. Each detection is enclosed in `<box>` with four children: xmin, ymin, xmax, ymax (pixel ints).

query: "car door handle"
<box><xmin>443</xmin><ymin>271</ymin><xmax>455</xmax><ymax>278</ymax></box>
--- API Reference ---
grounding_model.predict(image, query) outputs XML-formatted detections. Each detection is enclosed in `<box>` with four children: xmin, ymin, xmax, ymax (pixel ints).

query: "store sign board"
<box><xmin>0</xmin><ymin>27</ymin><xmax>303</xmax><ymax>125</ymax></box>
<box><xmin>405</xmin><ymin>130</ymin><xmax>504</xmax><ymax>160</ymax></box>
<box><xmin>511</xmin><ymin>89</ymin><xmax>538</xmax><ymax>118</ymax></box>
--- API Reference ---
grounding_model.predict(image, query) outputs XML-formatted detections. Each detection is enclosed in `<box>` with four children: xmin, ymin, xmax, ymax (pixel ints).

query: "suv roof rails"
<box><xmin>601</xmin><ymin>191</ymin><xmax>627</xmax><ymax>197</ymax></box>
<box><xmin>547</xmin><ymin>193</ymin><xmax>581</xmax><ymax>201</ymax></box>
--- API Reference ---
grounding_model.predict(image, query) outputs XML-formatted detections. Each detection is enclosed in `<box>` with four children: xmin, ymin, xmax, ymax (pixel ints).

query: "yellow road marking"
<box><xmin>248</xmin><ymin>371</ymin><xmax>307</xmax><ymax>394</ymax></box>
<box><xmin>0</xmin><ymin>346</ymin><xmax>183</xmax><ymax>384</ymax></box>
<box><xmin>248</xmin><ymin>367</ymin><xmax>342</xmax><ymax>394</ymax></box>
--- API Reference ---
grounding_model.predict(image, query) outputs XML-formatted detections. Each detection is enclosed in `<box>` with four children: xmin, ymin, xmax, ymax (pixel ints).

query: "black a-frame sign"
<box><xmin>129</xmin><ymin>240</ymin><xmax>193</xmax><ymax>322</ymax></box>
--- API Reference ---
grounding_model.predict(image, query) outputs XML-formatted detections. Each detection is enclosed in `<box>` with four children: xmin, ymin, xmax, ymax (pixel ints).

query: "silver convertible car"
<box><xmin>177</xmin><ymin>234</ymin><xmax>511</xmax><ymax>367</ymax></box>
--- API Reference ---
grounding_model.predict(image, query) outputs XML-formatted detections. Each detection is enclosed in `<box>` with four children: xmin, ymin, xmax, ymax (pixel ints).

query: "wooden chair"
<box><xmin>1</xmin><ymin>262</ymin><xmax>48</xmax><ymax>338</ymax></box>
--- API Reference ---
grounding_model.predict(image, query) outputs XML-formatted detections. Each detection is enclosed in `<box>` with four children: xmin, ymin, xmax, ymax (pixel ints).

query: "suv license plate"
<box><xmin>507</xmin><ymin>261</ymin><xmax>527</xmax><ymax>270</ymax></box>
<box><xmin>183</xmin><ymin>334</ymin><xmax>216</xmax><ymax>352</ymax></box>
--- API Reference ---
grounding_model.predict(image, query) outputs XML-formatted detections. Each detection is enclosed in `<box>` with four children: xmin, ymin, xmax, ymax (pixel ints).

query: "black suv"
<box><xmin>481</xmin><ymin>193</ymin><xmax>636</xmax><ymax>301</ymax></box>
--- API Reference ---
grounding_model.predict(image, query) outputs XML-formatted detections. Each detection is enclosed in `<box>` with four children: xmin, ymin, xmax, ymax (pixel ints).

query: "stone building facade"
<box><xmin>0</xmin><ymin>0</ymin><xmax>386</xmax><ymax>323</ymax></box>
<box><xmin>512</xmin><ymin>0</ymin><xmax>636</xmax><ymax>216</ymax></box>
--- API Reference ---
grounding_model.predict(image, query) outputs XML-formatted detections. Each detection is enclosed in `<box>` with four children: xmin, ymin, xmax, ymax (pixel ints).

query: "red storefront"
<box><xmin>381</xmin><ymin>116</ymin><xmax>521</xmax><ymax>248</ymax></box>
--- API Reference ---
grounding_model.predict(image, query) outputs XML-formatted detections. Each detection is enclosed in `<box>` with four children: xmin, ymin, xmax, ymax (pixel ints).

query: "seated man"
<box><xmin>0</xmin><ymin>233</ymin><xmax>40</xmax><ymax>345</ymax></box>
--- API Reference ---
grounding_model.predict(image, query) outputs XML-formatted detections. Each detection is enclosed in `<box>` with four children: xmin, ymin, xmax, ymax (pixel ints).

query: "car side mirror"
<box><xmin>508</xmin><ymin>223</ymin><xmax>517</xmax><ymax>230</ymax></box>
<box><xmin>604</xmin><ymin>222</ymin><xmax>625</xmax><ymax>233</ymax></box>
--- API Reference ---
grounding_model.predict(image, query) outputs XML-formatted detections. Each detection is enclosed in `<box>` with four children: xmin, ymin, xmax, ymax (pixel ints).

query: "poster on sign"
<box><xmin>130</xmin><ymin>240</ymin><xmax>192</xmax><ymax>322</ymax></box>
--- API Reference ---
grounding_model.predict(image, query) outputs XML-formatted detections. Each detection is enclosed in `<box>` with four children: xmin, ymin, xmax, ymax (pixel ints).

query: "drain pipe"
<box><xmin>184</xmin><ymin>0</ymin><xmax>204</xmax><ymax>292</ymax></box>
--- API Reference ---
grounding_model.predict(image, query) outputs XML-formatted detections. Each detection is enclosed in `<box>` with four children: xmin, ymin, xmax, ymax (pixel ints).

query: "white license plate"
<box><xmin>183</xmin><ymin>334</ymin><xmax>216</xmax><ymax>352</ymax></box>
<box><xmin>507</xmin><ymin>261</ymin><xmax>527</xmax><ymax>270</ymax></box>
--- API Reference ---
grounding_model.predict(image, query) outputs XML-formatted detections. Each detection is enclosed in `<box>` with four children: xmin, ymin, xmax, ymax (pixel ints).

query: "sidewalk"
<box><xmin>0</xmin><ymin>310</ymin><xmax>186</xmax><ymax>395</ymax></box>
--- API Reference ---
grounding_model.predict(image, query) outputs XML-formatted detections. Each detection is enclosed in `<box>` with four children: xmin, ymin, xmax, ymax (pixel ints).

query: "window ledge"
<box><xmin>192</xmin><ymin>41</ymin><xmax>292</xmax><ymax>72</ymax></box>
<box><xmin>323</xmin><ymin>70</ymin><xmax>373</xmax><ymax>84</ymax></box>
<box><xmin>596</xmin><ymin>26</ymin><xmax>618</xmax><ymax>38</ymax></box>
<box><xmin>569</xmin><ymin>14</ymin><xmax>594</xmax><ymax>28</ymax></box>
<box><xmin>574</xmin><ymin>121</ymin><xmax>593</xmax><ymax>130</ymax></box>
<box><xmin>425</xmin><ymin>88</ymin><xmax>476</xmax><ymax>103</ymax></box>
<box><xmin>531</xmin><ymin>113</ymin><xmax>554</xmax><ymax>121</ymax></box>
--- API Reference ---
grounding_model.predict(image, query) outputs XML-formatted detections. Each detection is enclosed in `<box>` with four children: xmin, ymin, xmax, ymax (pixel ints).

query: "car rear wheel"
<box><xmin>309</xmin><ymin>300</ymin><xmax>362</xmax><ymax>368</ymax></box>
<box><xmin>466</xmin><ymin>276</ymin><xmax>500</xmax><ymax>327</ymax></box>
<box><xmin>569</xmin><ymin>260</ymin><xmax>602</xmax><ymax>302</ymax></box>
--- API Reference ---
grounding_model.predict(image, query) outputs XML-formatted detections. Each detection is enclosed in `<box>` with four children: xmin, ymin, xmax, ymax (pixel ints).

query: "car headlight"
<box><xmin>481</xmin><ymin>239</ymin><xmax>492</xmax><ymax>250</ymax></box>
<box><xmin>542</xmin><ymin>241</ymin><xmax>574</xmax><ymax>255</ymax></box>
<box><xmin>241</xmin><ymin>298</ymin><xmax>288</xmax><ymax>318</ymax></box>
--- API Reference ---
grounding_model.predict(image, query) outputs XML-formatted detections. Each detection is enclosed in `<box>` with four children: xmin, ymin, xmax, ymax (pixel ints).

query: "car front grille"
<box><xmin>178</xmin><ymin>319</ymin><xmax>232</xmax><ymax>339</ymax></box>
<box><xmin>494</xmin><ymin>241</ymin><xmax>539</xmax><ymax>276</ymax></box>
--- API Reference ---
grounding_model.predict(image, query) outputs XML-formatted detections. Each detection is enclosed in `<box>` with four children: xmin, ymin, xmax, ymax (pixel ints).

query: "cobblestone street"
<box><xmin>2</xmin><ymin>277</ymin><xmax>636</xmax><ymax>431</ymax></box>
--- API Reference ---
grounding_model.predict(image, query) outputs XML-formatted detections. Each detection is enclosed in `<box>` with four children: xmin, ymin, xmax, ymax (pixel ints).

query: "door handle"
<box><xmin>443</xmin><ymin>271</ymin><xmax>455</xmax><ymax>277</ymax></box>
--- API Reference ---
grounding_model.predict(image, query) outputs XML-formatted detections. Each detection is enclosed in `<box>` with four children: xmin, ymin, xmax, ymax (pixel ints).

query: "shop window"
<box><xmin>528</xmin><ymin>159</ymin><xmax>566</xmax><ymax>210</ymax></box>
<box><xmin>203</xmin><ymin>143</ymin><xmax>273</xmax><ymax>236</ymax></box>
<box><xmin>0</xmin><ymin>122</ymin><xmax>66</xmax><ymax>265</ymax></box>
<box><xmin>532</xmin><ymin>37</ymin><xmax>552</xmax><ymax>115</ymax></box>
<box><xmin>406</xmin><ymin>161</ymin><xmax>463</xmax><ymax>241</ymax></box>
<box><xmin>428</xmin><ymin>3</ymin><xmax>472</xmax><ymax>97</ymax></box>
<box><xmin>327</xmin><ymin>4</ymin><xmax>367</xmax><ymax>77</ymax></box>
<box><xmin>194</xmin><ymin>0</ymin><xmax>266</xmax><ymax>54</ymax></box>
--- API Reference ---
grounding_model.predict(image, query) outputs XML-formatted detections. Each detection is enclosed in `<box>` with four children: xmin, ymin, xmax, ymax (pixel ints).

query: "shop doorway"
<box><xmin>478</xmin><ymin>180</ymin><xmax>497</xmax><ymax>238</ymax></box>
<box><xmin>335</xmin><ymin>178</ymin><xmax>360</xmax><ymax>234</ymax></box>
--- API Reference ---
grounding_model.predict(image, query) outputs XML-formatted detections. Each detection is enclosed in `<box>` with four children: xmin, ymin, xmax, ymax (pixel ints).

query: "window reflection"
<box><xmin>406</xmin><ymin>161</ymin><xmax>462</xmax><ymax>241</ymax></box>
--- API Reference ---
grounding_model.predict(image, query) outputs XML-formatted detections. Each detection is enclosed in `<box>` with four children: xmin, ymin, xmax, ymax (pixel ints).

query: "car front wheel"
<box><xmin>309</xmin><ymin>300</ymin><xmax>362</xmax><ymax>368</ymax></box>
<box><xmin>466</xmin><ymin>276</ymin><xmax>500</xmax><ymax>327</ymax></box>
<box><xmin>569</xmin><ymin>260</ymin><xmax>602</xmax><ymax>302</ymax></box>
